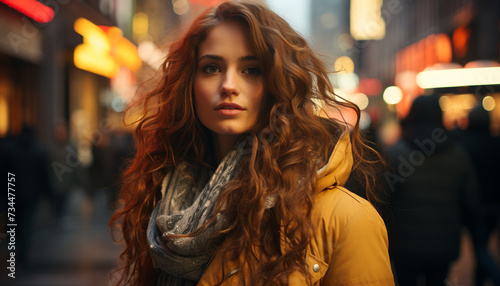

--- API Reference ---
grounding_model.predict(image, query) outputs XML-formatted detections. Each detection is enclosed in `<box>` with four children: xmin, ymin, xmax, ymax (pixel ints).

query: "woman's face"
<box><xmin>194</xmin><ymin>21</ymin><xmax>267</xmax><ymax>139</ymax></box>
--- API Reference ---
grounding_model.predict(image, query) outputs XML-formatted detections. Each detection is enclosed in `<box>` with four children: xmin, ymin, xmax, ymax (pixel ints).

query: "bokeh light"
<box><xmin>173</xmin><ymin>0</ymin><xmax>189</xmax><ymax>15</ymax></box>
<box><xmin>483</xmin><ymin>96</ymin><xmax>496</xmax><ymax>111</ymax></box>
<box><xmin>359</xmin><ymin>110</ymin><xmax>371</xmax><ymax>129</ymax></box>
<box><xmin>351</xmin><ymin>93</ymin><xmax>369</xmax><ymax>110</ymax></box>
<box><xmin>383</xmin><ymin>86</ymin><xmax>403</xmax><ymax>105</ymax></box>
<box><xmin>334</xmin><ymin>56</ymin><xmax>355</xmax><ymax>73</ymax></box>
<box><xmin>337</xmin><ymin>33</ymin><xmax>354</xmax><ymax>51</ymax></box>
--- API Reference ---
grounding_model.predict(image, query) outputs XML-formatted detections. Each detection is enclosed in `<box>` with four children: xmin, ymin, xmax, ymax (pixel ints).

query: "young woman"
<box><xmin>110</xmin><ymin>1</ymin><xmax>394</xmax><ymax>285</ymax></box>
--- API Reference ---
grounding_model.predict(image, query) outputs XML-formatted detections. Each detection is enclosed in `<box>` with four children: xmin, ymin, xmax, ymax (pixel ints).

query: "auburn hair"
<box><xmin>110</xmin><ymin>1</ymin><xmax>383</xmax><ymax>285</ymax></box>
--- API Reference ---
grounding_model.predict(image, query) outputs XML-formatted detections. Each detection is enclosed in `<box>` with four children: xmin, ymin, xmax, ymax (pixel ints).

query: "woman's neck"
<box><xmin>212</xmin><ymin>134</ymin><xmax>242</xmax><ymax>163</ymax></box>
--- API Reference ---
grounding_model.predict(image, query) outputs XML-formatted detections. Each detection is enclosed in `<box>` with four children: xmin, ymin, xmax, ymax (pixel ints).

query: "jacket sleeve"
<box><xmin>321</xmin><ymin>202</ymin><xmax>395</xmax><ymax>286</ymax></box>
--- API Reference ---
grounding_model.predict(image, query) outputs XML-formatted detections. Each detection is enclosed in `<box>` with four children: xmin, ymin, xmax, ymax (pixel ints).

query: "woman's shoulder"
<box><xmin>313</xmin><ymin>186</ymin><xmax>385</xmax><ymax>233</ymax></box>
<box><xmin>308</xmin><ymin>186</ymin><xmax>394</xmax><ymax>286</ymax></box>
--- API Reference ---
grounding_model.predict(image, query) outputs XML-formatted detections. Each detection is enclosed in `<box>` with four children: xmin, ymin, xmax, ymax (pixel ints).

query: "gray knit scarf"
<box><xmin>147</xmin><ymin>139</ymin><xmax>249</xmax><ymax>286</ymax></box>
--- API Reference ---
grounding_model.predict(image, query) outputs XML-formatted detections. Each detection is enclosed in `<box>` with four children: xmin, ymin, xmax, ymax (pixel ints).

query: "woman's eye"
<box><xmin>243</xmin><ymin>67</ymin><xmax>262</xmax><ymax>76</ymax></box>
<box><xmin>202</xmin><ymin>65</ymin><xmax>220</xmax><ymax>74</ymax></box>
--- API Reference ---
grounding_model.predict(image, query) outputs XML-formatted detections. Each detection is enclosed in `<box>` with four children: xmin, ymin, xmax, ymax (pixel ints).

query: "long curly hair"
<box><xmin>110</xmin><ymin>1</ymin><xmax>383</xmax><ymax>285</ymax></box>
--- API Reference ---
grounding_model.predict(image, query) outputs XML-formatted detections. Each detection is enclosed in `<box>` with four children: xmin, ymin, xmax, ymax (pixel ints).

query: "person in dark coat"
<box><xmin>461</xmin><ymin>106</ymin><xmax>500</xmax><ymax>286</ymax></box>
<box><xmin>1</xmin><ymin>126</ymin><xmax>52</xmax><ymax>265</ymax></box>
<box><xmin>48</xmin><ymin>122</ymin><xmax>83</xmax><ymax>223</ymax></box>
<box><xmin>384</xmin><ymin>94</ymin><xmax>480</xmax><ymax>286</ymax></box>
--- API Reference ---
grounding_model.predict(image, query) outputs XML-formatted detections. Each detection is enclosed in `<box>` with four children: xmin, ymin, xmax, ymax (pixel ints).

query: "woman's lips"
<box><xmin>215</xmin><ymin>102</ymin><xmax>244</xmax><ymax>110</ymax></box>
<box><xmin>215</xmin><ymin>102</ymin><xmax>245</xmax><ymax>116</ymax></box>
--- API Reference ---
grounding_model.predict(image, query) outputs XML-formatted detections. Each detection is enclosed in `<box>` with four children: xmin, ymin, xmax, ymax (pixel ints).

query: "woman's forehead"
<box><xmin>198</xmin><ymin>22</ymin><xmax>255</xmax><ymax>59</ymax></box>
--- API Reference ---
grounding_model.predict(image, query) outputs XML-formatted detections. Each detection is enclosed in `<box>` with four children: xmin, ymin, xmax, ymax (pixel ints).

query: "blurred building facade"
<box><xmin>1</xmin><ymin>1</ymin><xmax>116</xmax><ymax>144</ymax></box>
<box><xmin>307</xmin><ymin>0</ymin><xmax>500</xmax><ymax>139</ymax></box>
<box><xmin>359</xmin><ymin>0</ymin><xmax>499</xmax><ymax>84</ymax></box>
<box><xmin>2</xmin><ymin>0</ymin><xmax>499</xmax><ymax>154</ymax></box>
<box><xmin>356</xmin><ymin>0</ymin><xmax>500</xmax><ymax>134</ymax></box>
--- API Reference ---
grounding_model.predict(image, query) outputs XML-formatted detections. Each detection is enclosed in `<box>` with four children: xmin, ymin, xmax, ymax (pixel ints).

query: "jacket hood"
<box><xmin>316</xmin><ymin>129</ymin><xmax>353</xmax><ymax>193</ymax></box>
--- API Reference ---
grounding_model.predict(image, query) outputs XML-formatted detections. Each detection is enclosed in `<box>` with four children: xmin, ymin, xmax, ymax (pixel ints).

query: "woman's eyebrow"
<box><xmin>198</xmin><ymin>54</ymin><xmax>223</xmax><ymax>61</ymax></box>
<box><xmin>198</xmin><ymin>55</ymin><xmax>259</xmax><ymax>62</ymax></box>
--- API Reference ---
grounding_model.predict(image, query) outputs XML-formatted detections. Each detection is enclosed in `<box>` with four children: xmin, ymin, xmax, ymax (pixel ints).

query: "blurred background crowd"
<box><xmin>0</xmin><ymin>0</ymin><xmax>499</xmax><ymax>285</ymax></box>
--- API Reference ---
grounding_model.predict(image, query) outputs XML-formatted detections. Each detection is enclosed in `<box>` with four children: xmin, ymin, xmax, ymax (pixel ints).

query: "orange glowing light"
<box><xmin>0</xmin><ymin>0</ymin><xmax>54</xmax><ymax>23</ymax></box>
<box><xmin>436</xmin><ymin>33</ymin><xmax>452</xmax><ymax>63</ymax></box>
<box><xmin>439</xmin><ymin>94</ymin><xmax>477</xmax><ymax>130</ymax></box>
<box><xmin>425</xmin><ymin>34</ymin><xmax>436</xmax><ymax>68</ymax></box>
<box><xmin>0</xmin><ymin>95</ymin><xmax>8</xmax><ymax>137</ymax></box>
<box><xmin>396</xmin><ymin>33</ymin><xmax>452</xmax><ymax>75</ymax></box>
<box><xmin>453</xmin><ymin>26</ymin><xmax>470</xmax><ymax>58</ymax></box>
<box><xmin>358</xmin><ymin>78</ymin><xmax>382</xmax><ymax>96</ymax></box>
<box><xmin>190</xmin><ymin>0</ymin><xmax>221</xmax><ymax>6</ymax></box>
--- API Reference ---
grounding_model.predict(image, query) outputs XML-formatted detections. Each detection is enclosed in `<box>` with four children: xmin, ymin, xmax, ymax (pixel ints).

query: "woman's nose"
<box><xmin>220</xmin><ymin>70</ymin><xmax>239</xmax><ymax>96</ymax></box>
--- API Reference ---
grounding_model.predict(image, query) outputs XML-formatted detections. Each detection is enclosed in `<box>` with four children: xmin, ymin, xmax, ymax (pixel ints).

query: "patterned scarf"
<box><xmin>147</xmin><ymin>139</ymin><xmax>249</xmax><ymax>285</ymax></box>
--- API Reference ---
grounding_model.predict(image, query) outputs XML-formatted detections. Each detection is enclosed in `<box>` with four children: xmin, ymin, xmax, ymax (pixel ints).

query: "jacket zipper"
<box><xmin>224</xmin><ymin>268</ymin><xmax>239</xmax><ymax>279</ymax></box>
<box><xmin>202</xmin><ymin>253</ymin><xmax>217</xmax><ymax>277</ymax></box>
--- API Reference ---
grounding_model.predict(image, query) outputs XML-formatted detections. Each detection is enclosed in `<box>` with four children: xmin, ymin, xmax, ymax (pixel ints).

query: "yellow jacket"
<box><xmin>198</xmin><ymin>131</ymin><xmax>395</xmax><ymax>285</ymax></box>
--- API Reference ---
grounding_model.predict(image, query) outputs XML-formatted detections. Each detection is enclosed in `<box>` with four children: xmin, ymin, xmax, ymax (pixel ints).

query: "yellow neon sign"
<box><xmin>73</xmin><ymin>18</ymin><xmax>141</xmax><ymax>78</ymax></box>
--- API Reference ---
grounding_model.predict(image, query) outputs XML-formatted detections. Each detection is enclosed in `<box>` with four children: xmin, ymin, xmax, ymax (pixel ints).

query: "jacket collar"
<box><xmin>315</xmin><ymin>129</ymin><xmax>353</xmax><ymax>194</ymax></box>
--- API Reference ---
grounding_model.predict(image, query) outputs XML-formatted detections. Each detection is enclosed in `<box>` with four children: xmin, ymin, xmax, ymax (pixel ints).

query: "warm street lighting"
<box><xmin>416</xmin><ymin>67</ymin><xmax>500</xmax><ymax>89</ymax></box>
<box><xmin>383</xmin><ymin>86</ymin><xmax>403</xmax><ymax>105</ymax></box>
<box><xmin>483</xmin><ymin>96</ymin><xmax>496</xmax><ymax>111</ymax></box>
<box><xmin>73</xmin><ymin>18</ymin><xmax>141</xmax><ymax>78</ymax></box>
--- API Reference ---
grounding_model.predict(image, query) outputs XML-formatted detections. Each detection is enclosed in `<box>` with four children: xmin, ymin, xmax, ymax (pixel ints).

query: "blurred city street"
<box><xmin>0</xmin><ymin>189</ymin><xmax>496</xmax><ymax>286</ymax></box>
<box><xmin>1</xmin><ymin>0</ymin><xmax>500</xmax><ymax>285</ymax></box>
<box><xmin>0</xmin><ymin>189</ymin><xmax>123</xmax><ymax>286</ymax></box>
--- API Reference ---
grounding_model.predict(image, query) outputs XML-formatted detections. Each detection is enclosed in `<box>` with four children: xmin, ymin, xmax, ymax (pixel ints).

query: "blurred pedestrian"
<box><xmin>385</xmin><ymin>94</ymin><xmax>480</xmax><ymax>286</ymax></box>
<box><xmin>107</xmin><ymin>130</ymin><xmax>135</xmax><ymax>210</ymax></box>
<box><xmin>110</xmin><ymin>1</ymin><xmax>394</xmax><ymax>285</ymax></box>
<box><xmin>48</xmin><ymin>122</ymin><xmax>83</xmax><ymax>225</ymax></box>
<box><xmin>87</xmin><ymin>132</ymin><xmax>115</xmax><ymax>218</ymax></box>
<box><xmin>2</xmin><ymin>125</ymin><xmax>52</xmax><ymax>265</ymax></box>
<box><xmin>461</xmin><ymin>106</ymin><xmax>500</xmax><ymax>286</ymax></box>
